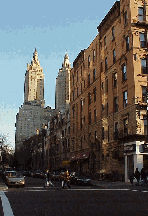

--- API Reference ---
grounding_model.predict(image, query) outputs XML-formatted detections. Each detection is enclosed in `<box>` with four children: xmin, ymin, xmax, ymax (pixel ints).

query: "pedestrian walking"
<box><xmin>141</xmin><ymin>168</ymin><xmax>146</xmax><ymax>186</ymax></box>
<box><xmin>129</xmin><ymin>172</ymin><xmax>134</xmax><ymax>186</ymax></box>
<box><xmin>45</xmin><ymin>170</ymin><xmax>54</xmax><ymax>187</ymax></box>
<box><xmin>134</xmin><ymin>168</ymin><xmax>140</xmax><ymax>186</ymax></box>
<box><xmin>62</xmin><ymin>170</ymin><xmax>71</xmax><ymax>189</ymax></box>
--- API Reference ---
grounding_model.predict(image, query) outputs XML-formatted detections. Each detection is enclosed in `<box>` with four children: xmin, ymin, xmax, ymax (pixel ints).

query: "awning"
<box><xmin>77</xmin><ymin>152</ymin><xmax>89</xmax><ymax>160</ymax></box>
<box><xmin>70</xmin><ymin>155</ymin><xmax>77</xmax><ymax>161</ymax></box>
<box><xmin>70</xmin><ymin>152</ymin><xmax>89</xmax><ymax>161</ymax></box>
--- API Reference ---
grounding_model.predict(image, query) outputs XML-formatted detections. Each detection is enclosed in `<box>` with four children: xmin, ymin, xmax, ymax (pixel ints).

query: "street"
<box><xmin>0</xmin><ymin>177</ymin><xmax>148</xmax><ymax>215</ymax></box>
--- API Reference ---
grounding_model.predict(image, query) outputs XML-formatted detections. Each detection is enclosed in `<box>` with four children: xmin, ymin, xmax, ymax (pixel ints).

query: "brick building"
<box><xmin>70</xmin><ymin>0</ymin><xmax>148</xmax><ymax>181</ymax></box>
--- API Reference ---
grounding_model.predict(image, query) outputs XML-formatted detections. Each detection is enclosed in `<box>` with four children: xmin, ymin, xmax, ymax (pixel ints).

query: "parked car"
<box><xmin>70</xmin><ymin>172</ymin><xmax>91</xmax><ymax>186</ymax></box>
<box><xmin>51</xmin><ymin>171</ymin><xmax>60</xmax><ymax>181</ymax></box>
<box><xmin>4</xmin><ymin>171</ymin><xmax>25</xmax><ymax>187</ymax></box>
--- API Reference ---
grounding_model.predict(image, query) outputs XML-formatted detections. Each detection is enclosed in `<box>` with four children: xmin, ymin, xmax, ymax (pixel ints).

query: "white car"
<box><xmin>4</xmin><ymin>171</ymin><xmax>25</xmax><ymax>187</ymax></box>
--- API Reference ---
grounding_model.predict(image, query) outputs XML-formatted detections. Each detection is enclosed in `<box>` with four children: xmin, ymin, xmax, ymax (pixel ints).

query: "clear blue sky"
<box><xmin>0</xmin><ymin>0</ymin><xmax>116</xmax><ymax>149</ymax></box>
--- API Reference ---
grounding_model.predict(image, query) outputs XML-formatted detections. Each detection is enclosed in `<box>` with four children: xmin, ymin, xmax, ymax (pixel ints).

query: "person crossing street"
<box><xmin>62</xmin><ymin>170</ymin><xmax>71</xmax><ymax>189</ymax></box>
<box><xmin>45</xmin><ymin>170</ymin><xmax>54</xmax><ymax>187</ymax></box>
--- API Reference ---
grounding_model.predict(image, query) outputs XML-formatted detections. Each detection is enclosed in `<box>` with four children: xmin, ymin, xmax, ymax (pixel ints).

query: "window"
<box><xmin>123</xmin><ymin>90</ymin><xmax>128</xmax><ymax>108</ymax></box>
<box><xmin>124</xmin><ymin>11</ymin><xmax>128</xmax><ymax>26</ymax></box>
<box><xmin>83</xmin><ymin>98</ymin><xmax>85</xmax><ymax>105</ymax></box>
<box><xmin>80</xmin><ymin>99</ymin><xmax>83</xmax><ymax>112</ymax></box>
<box><xmin>138</xmin><ymin>7</ymin><xmax>145</xmax><ymax>21</ymax></box>
<box><xmin>81</xmin><ymin>66</ymin><xmax>82</xmax><ymax>76</ymax></box>
<box><xmin>114</xmin><ymin>97</ymin><xmax>118</xmax><ymax>112</ymax></box>
<box><xmin>73</xmin><ymin>91</ymin><xmax>75</xmax><ymax>101</ymax></box>
<box><xmin>89</xmin><ymin>112</ymin><xmax>91</xmax><ymax>125</ymax></box>
<box><xmin>100</xmin><ymin>42</ymin><xmax>102</xmax><ymax>50</ymax></box>
<box><xmin>102</xmin><ymin>127</ymin><xmax>104</xmax><ymax>140</ymax></box>
<box><xmin>77</xmin><ymin>87</ymin><xmax>78</xmax><ymax>97</ymax></box>
<box><xmin>113</xmin><ymin>49</ymin><xmax>116</xmax><ymax>64</ymax></box>
<box><xmin>72</xmin><ymin>106</ymin><xmax>75</xmax><ymax>117</ymax></box>
<box><xmin>105</xmin><ymin>57</ymin><xmax>108</xmax><ymax>71</ymax></box>
<box><xmin>93</xmin><ymin>87</ymin><xmax>96</xmax><ymax>102</ymax></box>
<box><xmin>84</xmin><ymin>80</ymin><xmax>85</xmax><ymax>88</ymax></box>
<box><xmin>100</xmin><ymin>62</ymin><xmax>103</xmax><ymax>72</ymax></box>
<box><xmin>122</xmin><ymin>63</ymin><xmax>127</xmax><ymax>81</ymax></box>
<box><xmin>105</xmin><ymin>79</ymin><xmax>108</xmax><ymax>93</ymax></box>
<box><xmin>114</xmin><ymin>72</ymin><xmax>117</xmax><ymax>87</ymax></box>
<box><xmin>108</xmin><ymin>126</ymin><xmax>109</xmax><ymax>141</ymax></box>
<box><xmin>126</xmin><ymin>36</ymin><xmax>130</xmax><ymax>51</ymax></box>
<box><xmin>67</xmin><ymin>139</ymin><xmax>70</xmax><ymax>148</ymax></box>
<box><xmin>94</xmin><ymin>109</ymin><xmax>97</xmax><ymax>122</ymax></box>
<box><xmin>123</xmin><ymin>118</ymin><xmax>128</xmax><ymax>136</ymax></box>
<box><xmin>93</xmin><ymin>69</ymin><xmax>96</xmax><ymax>81</ymax></box>
<box><xmin>102</xmin><ymin>82</ymin><xmax>103</xmax><ymax>89</ymax></box>
<box><xmin>143</xmin><ymin>115</ymin><xmax>147</xmax><ymax>135</ymax></box>
<box><xmin>88</xmin><ymin>55</ymin><xmax>90</xmax><ymax>67</ymax></box>
<box><xmin>81</xmin><ymin>137</ymin><xmax>83</xmax><ymax>149</ymax></box>
<box><xmin>112</xmin><ymin>27</ymin><xmax>115</xmax><ymax>41</ymax></box>
<box><xmin>73</xmin><ymin>123</ymin><xmax>74</xmax><ymax>133</ymax></box>
<box><xmin>80</xmin><ymin>118</ymin><xmax>83</xmax><ymax>130</ymax></box>
<box><xmin>88</xmin><ymin>74</ymin><xmax>90</xmax><ymax>86</ymax></box>
<box><xmin>88</xmin><ymin>92</ymin><xmax>91</xmax><ymax>105</ymax></box>
<box><xmin>102</xmin><ymin>104</ymin><xmax>104</xmax><ymax>112</ymax></box>
<box><xmin>81</xmin><ymin>83</ymin><xmax>82</xmax><ymax>93</ymax></box>
<box><xmin>140</xmin><ymin>33</ymin><xmax>147</xmax><ymax>48</ymax></box>
<box><xmin>106</xmin><ymin>102</ymin><xmax>109</xmax><ymax>117</ymax></box>
<box><xmin>104</xmin><ymin>36</ymin><xmax>107</xmax><ymax>49</ymax></box>
<box><xmin>73</xmin><ymin>75</ymin><xmax>74</xmax><ymax>86</ymax></box>
<box><xmin>114</xmin><ymin>122</ymin><xmax>118</xmax><ymax>139</ymax></box>
<box><xmin>95</xmin><ymin>131</ymin><xmax>97</xmax><ymax>142</ymax></box>
<box><xmin>141</xmin><ymin>59</ymin><xmax>148</xmax><ymax>74</ymax></box>
<box><xmin>93</xmin><ymin>50</ymin><xmax>95</xmax><ymax>61</ymax></box>
<box><xmin>77</xmin><ymin>71</ymin><xmax>78</xmax><ymax>82</ymax></box>
<box><xmin>142</xmin><ymin>86</ymin><xmax>147</xmax><ymax>103</ymax></box>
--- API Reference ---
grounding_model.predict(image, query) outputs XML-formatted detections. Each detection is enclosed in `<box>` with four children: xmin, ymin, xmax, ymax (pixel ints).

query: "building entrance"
<box><xmin>127</xmin><ymin>155</ymin><xmax>134</xmax><ymax>180</ymax></box>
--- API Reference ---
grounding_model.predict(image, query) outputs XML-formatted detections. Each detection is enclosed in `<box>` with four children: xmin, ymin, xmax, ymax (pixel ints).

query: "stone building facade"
<box><xmin>55</xmin><ymin>52</ymin><xmax>71</xmax><ymax>113</ymax></box>
<box><xmin>70</xmin><ymin>0</ymin><xmax>148</xmax><ymax>181</ymax></box>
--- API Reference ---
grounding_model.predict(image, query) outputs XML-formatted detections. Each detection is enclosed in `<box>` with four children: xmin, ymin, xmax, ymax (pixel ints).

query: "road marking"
<box><xmin>131</xmin><ymin>190</ymin><xmax>138</xmax><ymax>191</ymax></box>
<box><xmin>24</xmin><ymin>188</ymin><xmax>130</xmax><ymax>191</ymax></box>
<box><xmin>0</xmin><ymin>191</ymin><xmax>14</xmax><ymax>216</ymax></box>
<box><xmin>141</xmin><ymin>191</ymin><xmax>148</xmax><ymax>193</ymax></box>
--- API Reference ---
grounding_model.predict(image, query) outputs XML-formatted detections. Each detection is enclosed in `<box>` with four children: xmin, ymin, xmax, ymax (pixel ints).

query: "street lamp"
<box><xmin>137</xmin><ymin>74</ymin><xmax>148</xmax><ymax>142</ymax></box>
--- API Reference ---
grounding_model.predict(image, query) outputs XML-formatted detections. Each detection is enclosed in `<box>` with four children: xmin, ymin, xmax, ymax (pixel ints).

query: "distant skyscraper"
<box><xmin>15</xmin><ymin>48</ymin><xmax>56</xmax><ymax>151</ymax></box>
<box><xmin>24</xmin><ymin>48</ymin><xmax>45</xmax><ymax>107</ymax></box>
<box><xmin>55</xmin><ymin>52</ymin><xmax>71</xmax><ymax>113</ymax></box>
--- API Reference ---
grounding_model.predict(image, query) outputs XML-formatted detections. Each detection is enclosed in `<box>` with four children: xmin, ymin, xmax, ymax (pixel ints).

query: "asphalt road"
<box><xmin>0</xmin><ymin>177</ymin><xmax>148</xmax><ymax>216</ymax></box>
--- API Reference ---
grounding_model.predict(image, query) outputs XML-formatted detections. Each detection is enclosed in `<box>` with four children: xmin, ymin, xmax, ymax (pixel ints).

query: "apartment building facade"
<box><xmin>70</xmin><ymin>0</ymin><xmax>148</xmax><ymax>181</ymax></box>
<box><xmin>49</xmin><ymin>109</ymin><xmax>71</xmax><ymax>171</ymax></box>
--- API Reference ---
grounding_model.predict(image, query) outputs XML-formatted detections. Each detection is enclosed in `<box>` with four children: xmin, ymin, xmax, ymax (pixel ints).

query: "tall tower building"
<box><xmin>15</xmin><ymin>48</ymin><xmax>48</xmax><ymax>151</ymax></box>
<box><xmin>55</xmin><ymin>52</ymin><xmax>71</xmax><ymax>113</ymax></box>
<box><xmin>24</xmin><ymin>48</ymin><xmax>45</xmax><ymax>107</ymax></box>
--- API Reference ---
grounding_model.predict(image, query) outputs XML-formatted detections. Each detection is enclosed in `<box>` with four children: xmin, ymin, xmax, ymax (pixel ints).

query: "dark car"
<box><xmin>70</xmin><ymin>172</ymin><xmax>91</xmax><ymax>186</ymax></box>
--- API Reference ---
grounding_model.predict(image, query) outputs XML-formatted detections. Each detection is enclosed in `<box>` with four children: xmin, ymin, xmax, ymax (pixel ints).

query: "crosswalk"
<box><xmin>3</xmin><ymin>186</ymin><xmax>148</xmax><ymax>192</ymax></box>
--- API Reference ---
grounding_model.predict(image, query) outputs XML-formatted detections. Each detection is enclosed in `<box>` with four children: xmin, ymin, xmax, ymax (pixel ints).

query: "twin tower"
<box><xmin>15</xmin><ymin>48</ymin><xmax>71</xmax><ymax>151</ymax></box>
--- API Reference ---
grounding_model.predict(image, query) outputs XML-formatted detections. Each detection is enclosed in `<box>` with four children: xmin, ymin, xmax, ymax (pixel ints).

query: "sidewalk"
<box><xmin>0</xmin><ymin>176</ymin><xmax>8</xmax><ymax>191</ymax></box>
<box><xmin>91</xmin><ymin>179</ymin><xmax>148</xmax><ymax>189</ymax></box>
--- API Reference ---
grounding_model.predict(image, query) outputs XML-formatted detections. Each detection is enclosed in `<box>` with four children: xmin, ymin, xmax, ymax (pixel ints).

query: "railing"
<box><xmin>133</xmin><ymin>96</ymin><xmax>147</xmax><ymax>104</ymax></box>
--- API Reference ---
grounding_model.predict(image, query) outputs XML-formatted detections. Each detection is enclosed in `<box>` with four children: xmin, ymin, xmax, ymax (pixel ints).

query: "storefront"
<box><xmin>124</xmin><ymin>141</ymin><xmax>148</xmax><ymax>182</ymax></box>
<box><xmin>69</xmin><ymin>152</ymin><xmax>90</xmax><ymax>173</ymax></box>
